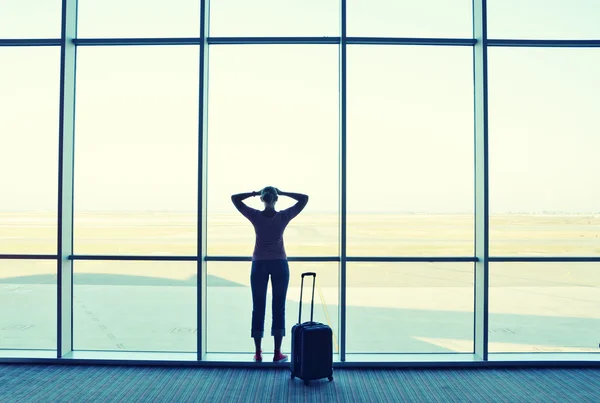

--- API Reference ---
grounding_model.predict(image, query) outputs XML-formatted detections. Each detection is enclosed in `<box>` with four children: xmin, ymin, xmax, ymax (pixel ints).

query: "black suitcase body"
<box><xmin>290</xmin><ymin>272</ymin><xmax>334</xmax><ymax>385</ymax></box>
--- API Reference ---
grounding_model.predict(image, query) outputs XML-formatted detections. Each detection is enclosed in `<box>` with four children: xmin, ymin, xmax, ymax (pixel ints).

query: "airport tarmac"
<box><xmin>1</xmin><ymin>212</ymin><xmax>599</xmax><ymax>357</ymax></box>
<box><xmin>1</xmin><ymin>279</ymin><xmax>598</xmax><ymax>355</ymax></box>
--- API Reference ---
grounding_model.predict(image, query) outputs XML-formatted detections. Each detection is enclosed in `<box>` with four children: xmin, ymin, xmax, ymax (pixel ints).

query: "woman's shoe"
<box><xmin>273</xmin><ymin>351</ymin><xmax>288</xmax><ymax>363</ymax></box>
<box><xmin>253</xmin><ymin>350</ymin><xmax>263</xmax><ymax>362</ymax></box>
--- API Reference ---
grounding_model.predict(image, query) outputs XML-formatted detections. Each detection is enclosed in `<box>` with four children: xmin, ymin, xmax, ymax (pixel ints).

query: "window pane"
<box><xmin>347</xmin><ymin>0</ymin><xmax>472</xmax><ymax>38</ymax></box>
<box><xmin>207</xmin><ymin>45</ymin><xmax>338</xmax><ymax>257</ymax></box>
<box><xmin>0</xmin><ymin>0</ymin><xmax>61</xmax><ymax>38</ymax></box>
<box><xmin>209</xmin><ymin>0</ymin><xmax>338</xmax><ymax>37</ymax></box>
<box><xmin>489</xmin><ymin>48</ymin><xmax>600</xmax><ymax>256</ymax></box>
<box><xmin>77</xmin><ymin>0</ymin><xmax>200</xmax><ymax>38</ymax></box>
<box><xmin>74</xmin><ymin>46</ymin><xmax>198</xmax><ymax>256</ymax></box>
<box><xmin>347</xmin><ymin>263</ymin><xmax>474</xmax><ymax>353</ymax></box>
<box><xmin>73</xmin><ymin>261</ymin><xmax>196</xmax><ymax>352</ymax></box>
<box><xmin>488</xmin><ymin>0</ymin><xmax>600</xmax><ymax>40</ymax></box>
<box><xmin>0</xmin><ymin>260</ymin><xmax>56</xmax><ymax>350</ymax></box>
<box><xmin>489</xmin><ymin>263</ymin><xmax>600</xmax><ymax>353</ymax></box>
<box><xmin>347</xmin><ymin>46</ymin><xmax>474</xmax><ymax>257</ymax></box>
<box><xmin>0</xmin><ymin>47</ymin><xmax>59</xmax><ymax>254</ymax></box>
<box><xmin>207</xmin><ymin>262</ymin><xmax>338</xmax><ymax>354</ymax></box>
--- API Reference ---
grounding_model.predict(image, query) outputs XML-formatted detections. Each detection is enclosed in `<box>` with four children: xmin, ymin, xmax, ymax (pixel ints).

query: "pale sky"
<box><xmin>1</xmin><ymin>1</ymin><xmax>599</xmax><ymax>214</ymax></box>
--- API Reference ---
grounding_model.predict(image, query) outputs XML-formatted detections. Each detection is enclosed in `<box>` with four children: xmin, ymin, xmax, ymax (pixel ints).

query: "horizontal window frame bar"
<box><xmin>348</xmin><ymin>256</ymin><xmax>478</xmax><ymax>262</ymax></box>
<box><xmin>7</xmin><ymin>255</ymin><xmax>598</xmax><ymax>263</ymax></box>
<box><xmin>74</xmin><ymin>37</ymin><xmax>340</xmax><ymax>46</ymax></box>
<box><xmin>73</xmin><ymin>38</ymin><xmax>203</xmax><ymax>46</ymax></box>
<box><xmin>208</xmin><ymin>256</ymin><xmax>478</xmax><ymax>262</ymax></box>
<box><xmin>346</xmin><ymin>37</ymin><xmax>476</xmax><ymax>46</ymax></box>
<box><xmin>70</xmin><ymin>255</ymin><xmax>341</xmax><ymax>262</ymax></box>
<box><xmin>205</xmin><ymin>256</ymin><xmax>339</xmax><ymax>262</ymax></box>
<box><xmin>5</xmin><ymin>38</ymin><xmax>600</xmax><ymax>48</ymax></box>
<box><xmin>489</xmin><ymin>256</ymin><xmax>600</xmax><ymax>262</ymax></box>
<box><xmin>0</xmin><ymin>352</ymin><xmax>598</xmax><ymax>367</ymax></box>
<box><xmin>69</xmin><ymin>256</ymin><xmax>478</xmax><ymax>262</ymax></box>
<box><xmin>208</xmin><ymin>37</ymin><xmax>340</xmax><ymax>45</ymax></box>
<box><xmin>488</xmin><ymin>39</ymin><xmax>600</xmax><ymax>48</ymax></box>
<box><xmin>70</xmin><ymin>255</ymin><xmax>197</xmax><ymax>261</ymax></box>
<box><xmin>71</xmin><ymin>37</ymin><xmax>478</xmax><ymax>46</ymax></box>
<box><xmin>0</xmin><ymin>39</ymin><xmax>61</xmax><ymax>46</ymax></box>
<box><xmin>0</xmin><ymin>254</ymin><xmax>57</xmax><ymax>260</ymax></box>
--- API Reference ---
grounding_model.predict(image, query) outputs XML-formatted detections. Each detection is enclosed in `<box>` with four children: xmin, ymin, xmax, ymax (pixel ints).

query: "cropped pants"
<box><xmin>250</xmin><ymin>259</ymin><xmax>290</xmax><ymax>338</ymax></box>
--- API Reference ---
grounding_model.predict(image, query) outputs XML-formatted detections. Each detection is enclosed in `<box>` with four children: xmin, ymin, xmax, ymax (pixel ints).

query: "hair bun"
<box><xmin>263</xmin><ymin>193</ymin><xmax>274</xmax><ymax>203</ymax></box>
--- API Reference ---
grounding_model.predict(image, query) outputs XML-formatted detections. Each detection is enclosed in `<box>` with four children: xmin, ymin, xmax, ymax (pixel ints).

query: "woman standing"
<box><xmin>231</xmin><ymin>186</ymin><xmax>309</xmax><ymax>362</ymax></box>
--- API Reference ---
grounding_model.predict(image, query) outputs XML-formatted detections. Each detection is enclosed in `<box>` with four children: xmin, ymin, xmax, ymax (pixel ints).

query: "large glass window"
<box><xmin>74</xmin><ymin>46</ymin><xmax>199</xmax><ymax>256</ymax></box>
<box><xmin>0</xmin><ymin>0</ymin><xmax>61</xmax><ymax>38</ymax></box>
<box><xmin>0</xmin><ymin>260</ymin><xmax>56</xmax><ymax>350</ymax></box>
<box><xmin>209</xmin><ymin>0</ymin><xmax>339</xmax><ymax>37</ymax></box>
<box><xmin>73</xmin><ymin>261</ymin><xmax>196</xmax><ymax>352</ymax></box>
<box><xmin>77</xmin><ymin>0</ymin><xmax>200</xmax><ymax>38</ymax></box>
<box><xmin>489</xmin><ymin>48</ymin><xmax>600</xmax><ymax>256</ymax></box>
<box><xmin>207</xmin><ymin>45</ymin><xmax>339</xmax><ymax>258</ymax></box>
<box><xmin>347</xmin><ymin>46</ymin><xmax>474</xmax><ymax>257</ymax></box>
<box><xmin>488</xmin><ymin>0</ymin><xmax>600</xmax><ymax>40</ymax></box>
<box><xmin>4</xmin><ymin>0</ymin><xmax>600</xmax><ymax>364</ymax></box>
<box><xmin>0</xmin><ymin>47</ymin><xmax>59</xmax><ymax>255</ymax></box>
<box><xmin>207</xmin><ymin>262</ymin><xmax>338</xmax><ymax>354</ymax></box>
<box><xmin>489</xmin><ymin>263</ymin><xmax>600</xmax><ymax>353</ymax></box>
<box><xmin>347</xmin><ymin>0</ymin><xmax>472</xmax><ymax>38</ymax></box>
<box><xmin>347</xmin><ymin>263</ymin><xmax>474</xmax><ymax>353</ymax></box>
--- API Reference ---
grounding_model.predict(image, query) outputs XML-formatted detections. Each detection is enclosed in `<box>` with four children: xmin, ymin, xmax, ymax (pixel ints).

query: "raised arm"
<box><xmin>276</xmin><ymin>189</ymin><xmax>309</xmax><ymax>219</ymax></box>
<box><xmin>231</xmin><ymin>191</ymin><xmax>259</xmax><ymax>216</ymax></box>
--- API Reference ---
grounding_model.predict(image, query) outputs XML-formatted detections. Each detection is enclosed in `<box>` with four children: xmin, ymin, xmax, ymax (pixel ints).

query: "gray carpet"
<box><xmin>0</xmin><ymin>364</ymin><xmax>598</xmax><ymax>402</ymax></box>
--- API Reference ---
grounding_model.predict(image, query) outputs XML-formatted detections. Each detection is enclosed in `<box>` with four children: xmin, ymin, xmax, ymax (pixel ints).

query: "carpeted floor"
<box><xmin>0</xmin><ymin>364</ymin><xmax>598</xmax><ymax>402</ymax></box>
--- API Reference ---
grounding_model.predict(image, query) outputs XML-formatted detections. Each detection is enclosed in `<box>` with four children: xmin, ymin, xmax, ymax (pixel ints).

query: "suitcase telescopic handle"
<box><xmin>298</xmin><ymin>272</ymin><xmax>317</xmax><ymax>324</ymax></box>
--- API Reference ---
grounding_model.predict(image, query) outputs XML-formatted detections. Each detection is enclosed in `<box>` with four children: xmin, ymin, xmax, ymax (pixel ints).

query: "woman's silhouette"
<box><xmin>231</xmin><ymin>186</ymin><xmax>309</xmax><ymax>362</ymax></box>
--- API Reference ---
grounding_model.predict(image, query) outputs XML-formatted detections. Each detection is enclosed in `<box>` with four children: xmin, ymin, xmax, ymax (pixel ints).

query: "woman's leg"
<box><xmin>250</xmin><ymin>261</ymin><xmax>269</xmax><ymax>356</ymax></box>
<box><xmin>270</xmin><ymin>259</ymin><xmax>290</xmax><ymax>355</ymax></box>
<box><xmin>253</xmin><ymin>337</ymin><xmax>262</xmax><ymax>353</ymax></box>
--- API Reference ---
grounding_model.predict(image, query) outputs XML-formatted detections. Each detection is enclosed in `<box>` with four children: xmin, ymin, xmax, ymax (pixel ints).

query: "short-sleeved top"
<box><xmin>236</xmin><ymin>203</ymin><xmax>303</xmax><ymax>261</ymax></box>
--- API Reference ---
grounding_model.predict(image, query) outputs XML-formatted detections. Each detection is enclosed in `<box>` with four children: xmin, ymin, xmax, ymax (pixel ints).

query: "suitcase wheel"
<box><xmin>328</xmin><ymin>375</ymin><xmax>334</xmax><ymax>382</ymax></box>
<box><xmin>304</xmin><ymin>380</ymin><xmax>310</xmax><ymax>386</ymax></box>
<box><xmin>290</xmin><ymin>373</ymin><xmax>295</xmax><ymax>380</ymax></box>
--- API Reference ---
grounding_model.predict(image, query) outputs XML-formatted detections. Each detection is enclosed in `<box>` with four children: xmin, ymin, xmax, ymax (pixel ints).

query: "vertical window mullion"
<box><xmin>339</xmin><ymin>0</ymin><xmax>347</xmax><ymax>362</ymax></box>
<box><xmin>473</xmin><ymin>0</ymin><xmax>489</xmax><ymax>361</ymax></box>
<box><xmin>57</xmin><ymin>0</ymin><xmax>77</xmax><ymax>358</ymax></box>
<box><xmin>198</xmin><ymin>0</ymin><xmax>210</xmax><ymax>361</ymax></box>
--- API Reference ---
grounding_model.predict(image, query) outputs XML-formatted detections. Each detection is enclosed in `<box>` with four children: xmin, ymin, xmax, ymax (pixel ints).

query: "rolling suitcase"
<box><xmin>290</xmin><ymin>272</ymin><xmax>334</xmax><ymax>385</ymax></box>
